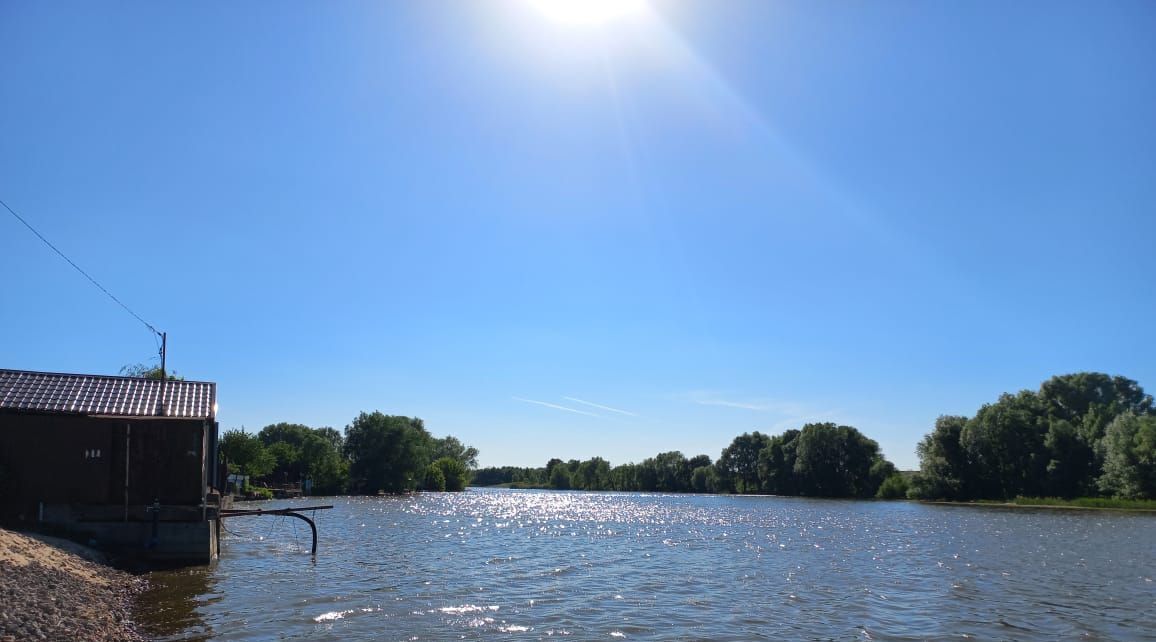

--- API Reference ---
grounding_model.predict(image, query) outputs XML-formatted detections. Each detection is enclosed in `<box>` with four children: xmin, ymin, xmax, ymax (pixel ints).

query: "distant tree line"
<box><xmin>219</xmin><ymin>413</ymin><xmax>478</xmax><ymax>495</ymax></box>
<box><xmin>909</xmin><ymin>372</ymin><xmax>1156</xmax><ymax>500</ymax></box>
<box><xmin>472</xmin><ymin>422</ymin><xmax>907</xmax><ymax>499</ymax></box>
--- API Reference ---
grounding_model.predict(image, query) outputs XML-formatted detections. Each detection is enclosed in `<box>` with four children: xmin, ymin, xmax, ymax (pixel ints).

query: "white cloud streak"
<box><xmin>683</xmin><ymin>391</ymin><xmax>842</xmax><ymax>430</ymax></box>
<box><xmin>562</xmin><ymin>396</ymin><xmax>638</xmax><ymax>417</ymax></box>
<box><xmin>685</xmin><ymin>391</ymin><xmax>798</xmax><ymax>412</ymax></box>
<box><xmin>512</xmin><ymin>397</ymin><xmax>601</xmax><ymax>418</ymax></box>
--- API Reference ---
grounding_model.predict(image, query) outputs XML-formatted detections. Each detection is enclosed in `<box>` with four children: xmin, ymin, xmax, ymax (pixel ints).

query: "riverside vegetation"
<box><xmin>219</xmin><ymin>372</ymin><xmax>1154</xmax><ymax>504</ymax></box>
<box><xmin>907</xmin><ymin>372</ymin><xmax>1156</xmax><ymax>502</ymax></box>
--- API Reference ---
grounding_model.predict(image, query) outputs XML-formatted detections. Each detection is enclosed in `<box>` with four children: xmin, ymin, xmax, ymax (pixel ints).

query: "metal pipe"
<box><xmin>219</xmin><ymin>506</ymin><xmax>332</xmax><ymax>556</ymax></box>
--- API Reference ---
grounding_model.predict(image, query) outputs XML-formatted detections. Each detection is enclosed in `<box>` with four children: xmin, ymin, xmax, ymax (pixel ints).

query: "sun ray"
<box><xmin>524</xmin><ymin>0</ymin><xmax>647</xmax><ymax>26</ymax></box>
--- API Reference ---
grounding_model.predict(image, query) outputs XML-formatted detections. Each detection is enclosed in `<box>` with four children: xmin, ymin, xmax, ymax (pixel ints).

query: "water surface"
<box><xmin>139</xmin><ymin>489</ymin><xmax>1156</xmax><ymax>641</ymax></box>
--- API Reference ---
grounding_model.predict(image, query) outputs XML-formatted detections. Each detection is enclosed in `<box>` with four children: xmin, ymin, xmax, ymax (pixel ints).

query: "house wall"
<box><xmin>0</xmin><ymin>412</ymin><xmax>208</xmax><ymax>521</ymax></box>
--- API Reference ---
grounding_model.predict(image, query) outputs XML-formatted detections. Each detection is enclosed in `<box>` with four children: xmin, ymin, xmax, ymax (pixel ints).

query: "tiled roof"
<box><xmin>0</xmin><ymin>369</ymin><xmax>216</xmax><ymax>419</ymax></box>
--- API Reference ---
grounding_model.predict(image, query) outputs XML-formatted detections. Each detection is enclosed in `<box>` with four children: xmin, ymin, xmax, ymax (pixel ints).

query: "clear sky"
<box><xmin>3</xmin><ymin>1</ymin><xmax>1154</xmax><ymax>470</ymax></box>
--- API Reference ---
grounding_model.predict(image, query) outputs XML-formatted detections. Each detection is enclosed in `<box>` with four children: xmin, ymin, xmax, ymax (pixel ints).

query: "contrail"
<box><xmin>512</xmin><ymin>397</ymin><xmax>601</xmax><ymax>418</ymax></box>
<box><xmin>563</xmin><ymin>396</ymin><xmax>637</xmax><ymax>417</ymax></box>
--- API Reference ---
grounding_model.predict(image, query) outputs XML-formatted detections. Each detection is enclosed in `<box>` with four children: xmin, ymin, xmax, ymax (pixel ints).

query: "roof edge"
<box><xmin>0</xmin><ymin>367</ymin><xmax>216</xmax><ymax>386</ymax></box>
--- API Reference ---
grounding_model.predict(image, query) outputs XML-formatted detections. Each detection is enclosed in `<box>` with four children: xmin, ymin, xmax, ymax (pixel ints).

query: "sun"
<box><xmin>525</xmin><ymin>0</ymin><xmax>648</xmax><ymax>26</ymax></box>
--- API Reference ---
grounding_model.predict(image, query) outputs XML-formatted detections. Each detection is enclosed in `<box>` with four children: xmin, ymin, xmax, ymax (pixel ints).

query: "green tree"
<box><xmin>960</xmin><ymin>391</ymin><xmax>1048</xmax><ymax>499</ymax></box>
<box><xmin>1098</xmin><ymin>413</ymin><xmax>1156</xmax><ymax>499</ymax></box>
<box><xmin>653</xmin><ymin>451</ymin><xmax>690</xmax><ymax>492</ymax></box>
<box><xmin>220</xmin><ymin>429</ymin><xmax>275</xmax><ymax>478</ymax></box>
<box><xmin>574</xmin><ymin>457</ymin><xmax>611</xmax><ymax>490</ymax></box>
<box><xmin>314</xmin><ymin>427</ymin><xmax>344</xmax><ymax>453</ymax></box>
<box><xmin>300</xmin><ymin>431</ymin><xmax>348</xmax><ymax>494</ymax></box>
<box><xmin>433</xmin><ymin>457</ymin><xmax>470</xmax><ymax>492</ymax></box>
<box><xmin>1043</xmin><ymin>419</ymin><xmax>1088</xmax><ymax>498</ymax></box>
<box><xmin>758</xmin><ymin>430</ymin><xmax>800</xmax><ymax>495</ymax></box>
<box><xmin>876</xmin><ymin>473</ymin><xmax>909</xmax><ymax>499</ymax></box>
<box><xmin>793</xmin><ymin>423</ymin><xmax>889</xmax><ymax>498</ymax></box>
<box><xmin>909</xmin><ymin>415</ymin><xmax>973</xmax><ymax>500</ymax></box>
<box><xmin>343</xmin><ymin>412</ymin><xmax>432</xmax><ymax>494</ymax></box>
<box><xmin>718</xmin><ymin>432</ymin><xmax>772</xmax><ymax>493</ymax></box>
<box><xmin>423</xmin><ymin>463</ymin><xmax>446</xmax><ymax>492</ymax></box>
<box><xmin>265</xmin><ymin>441</ymin><xmax>302</xmax><ymax>482</ymax></box>
<box><xmin>1038</xmin><ymin>373</ymin><xmax>1153</xmax><ymax>491</ymax></box>
<box><xmin>690</xmin><ymin>465</ymin><xmax>718</xmax><ymax>493</ymax></box>
<box><xmin>609</xmin><ymin>463</ymin><xmax>638</xmax><ymax>491</ymax></box>
<box><xmin>432</xmin><ymin>436</ymin><xmax>479</xmax><ymax>469</ymax></box>
<box><xmin>549</xmin><ymin>465</ymin><xmax>571</xmax><ymax>490</ymax></box>
<box><xmin>1039</xmin><ymin>373</ymin><xmax>1153</xmax><ymax>442</ymax></box>
<box><xmin>120</xmin><ymin>362</ymin><xmax>183</xmax><ymax>380</ymax></box>
<box><xmin>258</xmin><ymin>423</ymin><xmax>348</xmax><ymax>490</ymax></box>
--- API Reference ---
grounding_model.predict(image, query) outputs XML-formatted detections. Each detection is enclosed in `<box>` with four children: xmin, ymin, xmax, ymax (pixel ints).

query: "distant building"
<box><xmin>0</xmin><ymin>368</ymin><xmax>222</xmax><ymax>563</ymax></box>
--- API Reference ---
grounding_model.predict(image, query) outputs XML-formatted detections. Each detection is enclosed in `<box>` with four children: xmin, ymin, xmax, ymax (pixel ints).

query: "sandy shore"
<box><xmin>0</xmin><ymin>528</ymin><xmax>146</xmax><ymax>642</ymax></box>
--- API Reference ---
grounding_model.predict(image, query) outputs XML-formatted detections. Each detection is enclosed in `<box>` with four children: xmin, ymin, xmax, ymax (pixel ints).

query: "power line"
<box><xmin>1</xmin><ymin>197</ymin><xmax>162</xmax><ymax>338</ymax></box>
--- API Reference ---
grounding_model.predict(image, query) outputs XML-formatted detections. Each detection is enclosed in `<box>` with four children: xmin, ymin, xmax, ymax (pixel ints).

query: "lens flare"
<box><xmin>525</xmin><ymin>0</ymin><xmax>647</xmax><ymax>26</ymax></box>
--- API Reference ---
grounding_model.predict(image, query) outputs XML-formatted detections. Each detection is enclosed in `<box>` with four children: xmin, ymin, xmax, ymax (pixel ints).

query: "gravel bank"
<box><xmin>0</xmin><ymin>528</ymin><xmax>146</xmax><ymax>642</ymax></box>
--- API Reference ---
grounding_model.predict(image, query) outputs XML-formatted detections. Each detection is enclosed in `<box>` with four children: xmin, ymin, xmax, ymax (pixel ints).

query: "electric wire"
<box><xmin>1</xmin><ymin>197</ymin><xmax>162</xmax><ymax>338</ymax></box>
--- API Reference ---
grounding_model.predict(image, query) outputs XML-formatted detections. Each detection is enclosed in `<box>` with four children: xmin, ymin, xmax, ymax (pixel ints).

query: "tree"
<box><xmin>423</xmin><ymin>463</ymin><xmax>446</xmax><ymax>492</ymax></box>
<box><xmin>1039</xmin><ymin>373</ymin><xmax>1153</xmax><ymax>440</ymax></box>
<box><xmin>265</xmin><ymin>441</ymin><xmax>302</xmax><ymax>482</ymax></box>
<box><xmin>758</xmin><ymin>430</ymin><xmax>800</xmax><ymax>495</ymax></box>
<box><xmin>574</xmin><ymin>457</ymin><xmax>611</xmax><ymax>490</ymax></box>
<box><xmin>258</xmin><ymin>422</ymin><xmax>349</xmax><ymax>492</ymax></box>
<box><xmin>343</xmin><ymin>412</ymin><xmax>432</xmax><ymax>494</ymax></box>
<box><xmin>120</xmin><ymin>363</ymin><xmax>182</xmax><ymax>380</ymax></box>
<box><xmin>690</xmin><ymin>465</ymin><xmax>718</xmax><ymax>493</ymax></box>
<box><xmin>687</xmin><ymin>454</ymin><xmax>712</xmax><ymax>471</ymax></box>
<box><xmin>653</xmin><ymin>451</ymin><xmax>690</xmax><ymax>492</ymax></box>
<box><xmin>300</xmin><ymin>431</ymin><xmax>348</xmax><ymax>495</ymax></box>
<box><xmin>718</xmin><ymin>432</ymin><xmax>772</xmax><ymax>493</ymax></box>
<box><xmin>876</xmin><ymin>473</ymin><xmax>909</xmax><ymax>499</ymax></box>
<box><xmin>314</xmin><ymin>427</ymin><xmax>344</xmax><ymax>453</ymax></box>
<box><xmin>1043</xmin><ymin>419</ymin><xmax>1089</xmax><ymax>498</ymax></box>
<box><xmin>1039</xmin><ymin>373</ymin><xmax>1153</xmax><ymax>492</ymax></box>
<box><xmin>432</xmin><ymin>436</ymin><xmax>479</xmax><ymax>469</ymax></box>
<box><xmin>960</xmin><ymin>391</ymin><xmax>1048</xmax><ymax>499</ymax></box>
<box><xmin>549</xmin><ymin>465</ymin><xmax>571</xmax><ymax>490</ymax></box>
<box><xmin>609</xmin><ymin>463</ymin><xmax>638</xmax><ymax>491</ymax></box>
<box><xmin>258</xmin><ymin>423</ymin><xmax>311</xmax><ymax>449</ymax></box>
<box><xmin>1098</xmin><ymin>413</ymin><xmax>1156</xmax><ymax>499</ymax></box>
<box><xmin>220</xmin><ymin>429</ymin><xmax>275</xmax><ymax>478</ymax></box>
<box><xmin>793</xmin><ymin>423</ymin><xmax>889</xmax><ymax>498</ymax></box>
<box><xmin>908</xmin><ymin>415</ymin><xmax>974</xmax><ymax>500</ymax></box>
<box><xmin>432</xmin><ymin>457</ymin><xmax>470</xmax><ymax>492</ymax></box>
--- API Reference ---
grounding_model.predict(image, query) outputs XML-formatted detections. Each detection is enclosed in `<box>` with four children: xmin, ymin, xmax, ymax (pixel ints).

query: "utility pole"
<box><xmin>159</xmin><ymin>332</ymin><xmax>168</xmax><ymax>417</ymax></box>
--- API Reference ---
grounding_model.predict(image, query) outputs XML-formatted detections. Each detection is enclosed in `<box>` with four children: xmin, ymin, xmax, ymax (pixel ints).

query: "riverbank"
<box><xmin>927</xmin><ymin>497</ymin><xmax>1156</xmax><ymax>512</ymax></box>
<box><xmin>0</xmin><ymin>528</ymin><xmax>146</xmax><ymax>641</ymax></box>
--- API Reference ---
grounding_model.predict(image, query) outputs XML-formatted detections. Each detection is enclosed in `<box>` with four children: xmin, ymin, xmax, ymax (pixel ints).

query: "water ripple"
<box><xmin>140</xmin><ymin>490</ymin><xmax>1156</xmax><ymax>641</ymax></box>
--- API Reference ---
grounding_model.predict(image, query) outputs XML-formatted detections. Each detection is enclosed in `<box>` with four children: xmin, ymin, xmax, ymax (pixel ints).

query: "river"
<box><xmin>137</xmin><ymin>489</ymin><xmax>1156</xmax><ymax>641</ymax></box>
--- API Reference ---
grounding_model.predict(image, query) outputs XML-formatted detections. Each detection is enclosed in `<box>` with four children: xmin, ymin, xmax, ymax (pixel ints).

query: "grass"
<box><xmin>974</xmin><ymin>496</ymin><xmax>1156</xmax><ymax>511</ymax></box>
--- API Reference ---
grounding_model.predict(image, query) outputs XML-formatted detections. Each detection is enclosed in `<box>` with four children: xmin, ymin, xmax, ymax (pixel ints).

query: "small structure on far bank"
<box><xmin>0</xmin><ymin>368</ymin><xmax>223</xmax><ymax>564</ymax></box>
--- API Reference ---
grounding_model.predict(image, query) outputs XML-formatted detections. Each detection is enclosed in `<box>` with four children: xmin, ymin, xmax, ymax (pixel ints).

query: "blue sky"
<box><xmin>3</xmin><ymin>1</ymin><xmax>1154</xmax><ymax>470</ymax></box>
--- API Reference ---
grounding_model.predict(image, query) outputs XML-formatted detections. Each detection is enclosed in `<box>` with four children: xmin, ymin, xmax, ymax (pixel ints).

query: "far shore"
<box><xmin>923</xmin><ymin>499</ymin><xmax>1156</xmax><ymax>513</ymax></box>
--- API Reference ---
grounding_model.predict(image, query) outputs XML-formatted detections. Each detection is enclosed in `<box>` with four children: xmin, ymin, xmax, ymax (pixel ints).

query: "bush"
<box><xmin>432</xmin><ymin>457</ymin><xmax>469</xmax><ymax>492</ymax></box>
<box><xmin>876</xmin><ymin>473</ymin><xmax>909</xmax><ymax>499</ymax></box>
<box><xmin>423</xmin><ymin>464</ymin><xmax>446</xmax><ymax>492</ymax></box>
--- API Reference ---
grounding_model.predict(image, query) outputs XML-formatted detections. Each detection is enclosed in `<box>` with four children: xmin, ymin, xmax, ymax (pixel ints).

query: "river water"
<box><xmin>137</xmin><ymin>489</ymin><xmax>1156</xmax><ymax>641</ymax></box>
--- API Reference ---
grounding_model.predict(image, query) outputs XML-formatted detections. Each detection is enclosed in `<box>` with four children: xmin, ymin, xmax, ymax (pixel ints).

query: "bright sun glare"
<box><xmin>525</xmin><ymin>0</ymin><xmax>647</xmax><ymax>26</ymax></box>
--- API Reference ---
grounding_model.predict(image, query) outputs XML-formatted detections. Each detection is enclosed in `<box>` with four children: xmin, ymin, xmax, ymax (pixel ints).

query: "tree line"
<box><xmin>219</xmin><ymin>412</ymin><xmax>478</xmax><ymax>495</ymax></box>
<box><xmin>472</xmin><ymin>422</ymin><xmax>907</xmax><ymax>499</ymax></box>
<box><xmin>909</xmin><ymin>372</ymin><xmax>1156</xmax><ymax>500</ymax></box>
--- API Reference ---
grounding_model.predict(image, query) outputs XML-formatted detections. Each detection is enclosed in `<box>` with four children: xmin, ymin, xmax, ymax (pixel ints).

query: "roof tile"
<box><xmin>0</xmin><ymin>369</ymin><xmax>216</xmax><ymax>419</ymax></box>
